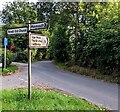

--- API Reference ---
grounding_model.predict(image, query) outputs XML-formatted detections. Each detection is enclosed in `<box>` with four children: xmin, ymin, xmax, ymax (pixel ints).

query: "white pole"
<box><xmin>4</xmin><ymin>45</ymin><xmax>6</xmax><ymax>68</ymax></box>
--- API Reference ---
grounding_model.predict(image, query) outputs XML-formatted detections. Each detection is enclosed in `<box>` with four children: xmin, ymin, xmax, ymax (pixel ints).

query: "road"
<box><xmin>2</xmin><ymin>61</ymin><xmax>119</xmax><ymax>110</ymax></box>
<box><xmin>31</xmin><ymin>61</ymin><xmax>118</xmax><ymax>110</ymax></box>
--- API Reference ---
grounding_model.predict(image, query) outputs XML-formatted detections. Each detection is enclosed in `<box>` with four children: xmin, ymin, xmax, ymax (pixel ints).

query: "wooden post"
<box><xmin>28</xmin><ymin>21</ymin><xmax>31</xmax><ymax>100</ymax></box>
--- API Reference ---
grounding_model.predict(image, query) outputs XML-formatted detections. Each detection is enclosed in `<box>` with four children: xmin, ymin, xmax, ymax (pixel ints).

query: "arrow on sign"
<box><xmin>29</xmin><ymin>33</ymin><xmax>48</xmax><ymax>48</ymax></box>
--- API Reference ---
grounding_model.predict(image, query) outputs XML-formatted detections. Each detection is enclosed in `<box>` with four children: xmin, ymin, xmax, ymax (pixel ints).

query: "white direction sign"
<box><xmin>7</xmin><ymin>27</ymin><xmax>27</xmax><ymax>35</ymax></box>
<box><xmin>30</xmin><ymin>22</ymin><xmax>46</xmax><ymax>30</ymax></box>
<box><xmin>29</xmin><ymin>33</ymin><xmax>48</xmax><ymax>48</ymax></box>
<box><xmin>7</xmin><ymin>22</ymin><xmax>47</xmax><ymax>35</ymax></box>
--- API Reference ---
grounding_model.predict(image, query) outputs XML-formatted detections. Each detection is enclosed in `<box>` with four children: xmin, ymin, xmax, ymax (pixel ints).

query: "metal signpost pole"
<box><xmin>4</xmin><ymin>37</ymin><xmax>8</xmax><ymax>69</ymax></box>
<box><xmin>28</xmin><ymin>21</ymin><xmax>31</xmax><ymax>100</ymax></box>
<box><xmin>4</xmin><ymin>44</ymin><xmax>6</xmax><ymax>68</ymax></box>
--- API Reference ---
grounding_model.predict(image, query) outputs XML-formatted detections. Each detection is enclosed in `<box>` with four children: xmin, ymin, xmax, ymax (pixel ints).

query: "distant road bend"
<box><xmin>31</xmin><ymin>61</ymin><xmax>119</xmax><ymax>110</ymax></box>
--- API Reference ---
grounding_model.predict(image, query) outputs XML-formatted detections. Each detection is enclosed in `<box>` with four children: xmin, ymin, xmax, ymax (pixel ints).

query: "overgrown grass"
<box><xmin>1</xmin><ymin>88</ymin><xmax>106</xmax><ymax>111</ymax></box>
<box><xmin>53</xmin><ymin>61</ymin><xmax>119</xmax><ymax>84</ymax></box>
<box><xmin>0</xmin><ymin>65</ymin><xmax>18</xmax><ymax>76</ymax></box>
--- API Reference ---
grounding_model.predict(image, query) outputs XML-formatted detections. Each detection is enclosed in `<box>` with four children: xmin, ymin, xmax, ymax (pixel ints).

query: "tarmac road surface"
<box><xmin>2</xmin><ymin>61</ymin><xmax>119</xmax><ymax>110</ymax></box>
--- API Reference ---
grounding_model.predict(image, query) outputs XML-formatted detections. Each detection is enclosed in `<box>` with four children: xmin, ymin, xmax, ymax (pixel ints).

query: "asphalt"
<box><xmin>31</xmin><ymin>61</ymin><xmax>119</xmax><ymax>110</ymax></box>
<box><xmin>1</xmin><ymin>61</ymin><xmax>119</xmax><ymax>110</ymax></box>
<box><xmin>1</xmin><ymin>62</ymin><xmax>48</xmax><ymax>90</ymax></box>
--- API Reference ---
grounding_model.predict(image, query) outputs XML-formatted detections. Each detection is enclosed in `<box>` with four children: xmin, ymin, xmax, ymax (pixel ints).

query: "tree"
<box><xmin>2</xmin><ymin>2</ymin><xmax>37</xmax><ymax>50</ymax></box>
<box><xmin>77</xmin><ymin>2</ymin><xmax>120</xmax><ymax>74</ymax></box>
<box><xmin>2</xmin><ymin>2</ymin><xmax>37</xmax><ymax>24</ymax></box>
<box><xmin>50</xmin><ymin>24</ymin><xmax>70</xmax><ymax>62</ymax></box>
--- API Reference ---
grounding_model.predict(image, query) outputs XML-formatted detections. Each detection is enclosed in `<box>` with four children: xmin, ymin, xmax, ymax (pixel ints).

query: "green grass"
<box><xmin>53</xmin><ymin>61</ymin><xmax>119</xmax><ymax>84</ymax></box>
<box><xmin>0</xmin><ymin>65</ymin><xmax>18</xmax><ymax>76</ymax></box>
<box><xmin>1</xmin><ymin>89</ymin><xmax>106</xmax><ymax>111</ymax></box>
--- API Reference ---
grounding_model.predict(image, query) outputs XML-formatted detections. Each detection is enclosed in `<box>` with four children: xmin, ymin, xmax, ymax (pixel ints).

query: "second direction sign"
<box><xmin>29</xmin><ymin>33</ymin><xmax>48</xmax><ymax>48</ymax></box>
<box><xmin>30</xmin><ymin>22</ymin><xmax>47</xmax><ymax>30</ymax></box>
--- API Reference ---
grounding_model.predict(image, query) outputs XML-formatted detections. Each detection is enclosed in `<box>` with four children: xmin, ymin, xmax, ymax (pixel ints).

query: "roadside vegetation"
<box><xmin>53</xmin><ymin>61</ymin><xmax>119</xmax><ymax>84</ymax></box>
<box><xmin>1</xmin><ymin>2</ymin><xmax>119</xmax><ymax>83</ymax></box>
<box><xmin>1</xmin><ymin>50</ymin><xmax>14</xmax><ymax>67</ymax></box>
<box><xmin>0</xmin><ymin>65</ymin><xmax>18</xmax><ymax>76</ymax></box>
<box><xmin>0</xmin><ymin>49</ymin><xmax>18</xmax><ymax>76</ymax></box>
<box><xmin>0</xmin><ymin>2</ymin><xmax>118</xmax><ymax>111</ymax></box>
<box><xmin>1</xmin><ymin>88</ymin><xmax>106</xmax><ymax>110</ymax></box>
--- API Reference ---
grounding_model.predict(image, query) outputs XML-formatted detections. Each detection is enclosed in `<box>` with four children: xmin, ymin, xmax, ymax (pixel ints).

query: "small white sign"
<box><xmin>30</xmin><ymin>22</ymin><xmax>46</xmax><ymax>30</ymax></box>
<box><xmin>29</xmin><ymin>33</ymin><xmax>48</xmax><ymax>48</ymax></box>
<box><xmin>7</xmin><ymin>27</ymin><xmax>27</xmax><ymax>35</ymax></box>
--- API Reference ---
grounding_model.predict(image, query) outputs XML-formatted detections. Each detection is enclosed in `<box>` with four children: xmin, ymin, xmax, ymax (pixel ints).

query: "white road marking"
<box><xmin>18</xmin><ymin>78</ymin><xmax>28</xmax><ymax>83</ymax></box>
<box><xmin>18</xmin><ymin>78</ymin><xmax>34</xmax><ymax>86</ymax></box>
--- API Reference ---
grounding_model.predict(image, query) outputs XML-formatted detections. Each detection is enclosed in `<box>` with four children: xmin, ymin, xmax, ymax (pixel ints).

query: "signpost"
<box><xmin>30</xmin><ymin>22</ymin><xmax>47</xmax><ymax>30</ymax></box>
<box><xmin>28</xmin><ymin>21</ymin><xmax>31</xmax><ymax>100</ymax></box>
<box><xmin>7</xmin><ymin>21</ymin><xmax>48</xmax><ymax>100</ymax></box>
<box><xmin>7</xmin><ymin>27</ymin><xmax>27</xmax><ymax>35</ymax></box>
<box><xmin>29</xmin><ymin>33</ymin><xmax>48</xmax><ymax>48</ymax></box>
<box><xmin>7</xmin><ymin>22</ymin><xmax>47</xmax><ymax>35</ymax></box>
<box><xmin>4</xmin><ymin>37</ymin><xmax>8</xmax><ymax>68</ymax></box>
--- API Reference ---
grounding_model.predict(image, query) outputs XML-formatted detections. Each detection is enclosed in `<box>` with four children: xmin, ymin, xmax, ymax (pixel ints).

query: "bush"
<box><xmin>2</xmin><ymin>50</ymin><xmax>14</xmax><ymax>67</ymax></box>
<box><xmin>31</xmin><ymin>49</ymin><xmax>37</xmax><ymax>62</ymax></box>
<box><xmin>15</xmin><ymin>50</ymin><xmax>28</xmax><ymax>63</ymax></box>
<box><xmin>50</xmin><ymin>24</ymin><xmax>70</xmax><ymax>62</ymax></box>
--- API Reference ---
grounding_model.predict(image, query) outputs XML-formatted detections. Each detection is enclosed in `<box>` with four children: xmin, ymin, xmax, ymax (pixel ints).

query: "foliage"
<box><xmin>1</xmin><ymin>89</ymin><xmax>104</xmax><ymax>110</ymax></box>
<box><xmin>31</xmin><ymin>49</ymin><xmax>37</xmax><ymax>62</ymax></box>
<box><xmin>2</xmin><ymin>50</ymin><xmax>14</xmax><ymax>67</ymax></box>
<box><xmin>1</xmin><ymin>2</ymin><xmax>119</xmax><ymax>75</ymax></box>
<box><xmin>2</xmin><ymin>1</ymin><xmax>37</xmax><ymax>51</ymax></box>
<box><xmin>50</xmin><ymin>24</ymin><xmax>70</xmax><ymax>62</ymax></box>
<box><xmin>76</xmin><ymin>2</ymin><xmax>120</xmax><ymax>74</ymax></box>
<box><xmin>2</xmin><ymin>2</ymin><xmax>37</xmax><ymax>24</ymax></box>
<box><xmin>54</xmin><ymin>61</ymin><xmax>119</xmax><ymax>84</ymax></box>
<box><xmin>0</xmin><ymin>65</ymin><xmax>18</xmax><ymax>76</ymax></box>
<box><xmin>15</xmin><ymin>50</ymin><xmax>28</xmax><ymax>63</ymax></box>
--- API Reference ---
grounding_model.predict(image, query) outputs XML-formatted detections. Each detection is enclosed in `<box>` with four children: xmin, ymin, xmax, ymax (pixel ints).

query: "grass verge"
<box><xmin>0</xmin><ymin>65</ymin><xmax>18</xmax><ymax>76</ymax></box>
<box><xmin>53</xmin><ymin>61</ymin><xmax>119</xmax><ymax>84</ymax></box>
<box><xmin>1</xmin><ymin>88</ymin><xmax>106</xmax><ymax>111</ymax></box>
